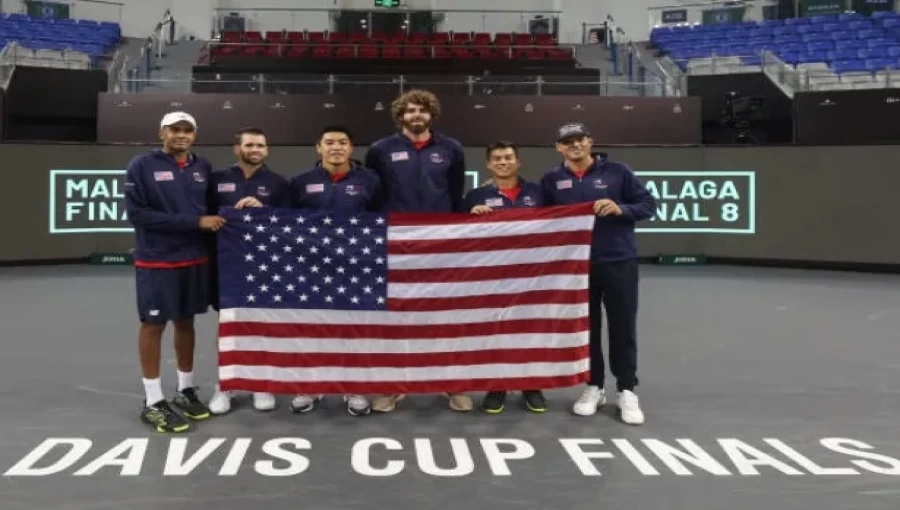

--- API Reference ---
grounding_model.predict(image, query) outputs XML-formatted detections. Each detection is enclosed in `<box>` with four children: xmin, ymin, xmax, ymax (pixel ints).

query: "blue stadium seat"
<box><xmin>832</xmin><ymin>59</ymin><xmax>868</xmax><ymax>73</ymax></box>
<box><xmin>0</xmin><ymin>13</ymin><xmax>121</xmax><ymax>56</ymax></box>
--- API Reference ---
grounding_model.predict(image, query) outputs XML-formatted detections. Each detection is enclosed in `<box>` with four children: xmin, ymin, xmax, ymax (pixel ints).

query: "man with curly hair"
<box><xmin>364</xmin><ymin>89</ymin><xmax>471</xmax><ymax>413</ymax></box>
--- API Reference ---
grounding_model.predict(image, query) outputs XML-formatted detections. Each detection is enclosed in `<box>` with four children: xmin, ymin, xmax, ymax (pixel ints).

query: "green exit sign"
<box><xmin>374</xmin><ymin>0</ymin><xmax>400</xmax><ymax>6</ymax></box>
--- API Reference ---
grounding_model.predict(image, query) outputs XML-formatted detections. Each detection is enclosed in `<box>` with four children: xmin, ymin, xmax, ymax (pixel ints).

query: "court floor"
<box><xmin>1</xmin><ymin>263</ymin><xmax>899</xmax><ymax>510</ymax></box>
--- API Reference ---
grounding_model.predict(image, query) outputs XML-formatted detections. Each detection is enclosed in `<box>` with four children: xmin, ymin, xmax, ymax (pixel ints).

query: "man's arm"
<box><xmin>448</xmin><ymin>144</ymin><xmax>466</xmax><ymax>213</ymax></box>
<box><xmin>618</xmin><ymin>165</ymin><xmax>656</xmax><ymax>222</ymax></box>
<box><xmin>539</xmin><ymin>172</ymin><xmax>556</xmax><ymax>206</ymax></box>
<box><xmin>273</xmin><ymin>176</ymin><xmax>292</xmax><ymax>208</ymax></box>
<box><xmin>124</xmin><ymin>157</ymin><xmax>204</xmax><ymax>232</ymax></box>
<box><xmin>363</xmin><ymin>145</ymin><xmax>390</xmax><ymax>212</ymax></box>
<box><xmin>369</xmin><ymin>173</ymin><xmax>386</xmax><ymax>212</ymax></box>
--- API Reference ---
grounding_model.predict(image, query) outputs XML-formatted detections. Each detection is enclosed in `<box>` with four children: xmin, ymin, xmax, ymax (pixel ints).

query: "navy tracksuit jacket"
<box><xmin>210</xmin><ymin>164</ymin><xmax>290</xmax><ymax>209</ymax></box>
<box><xmin>462</xmin><ymin>178</ymin><xmax>545</xmax><ymax>211</ymax></box>
<box><xmin>364</xmin><ymin>132</ymin><xmax>466</xmax><ymax>213</ymax></box>
<box><xmin>540</xmin><ymin>153</ymin><xmax>656</xmax><ymax>263</ymax></box>
<box><xmin>288</xmin><ymin>163</ymin><xmax>383</xmax><ymax>214</ymax></box>
<box><xmin>124</xmin><ymin>150</ymin><xmax>215</xmax><ymax>266</ymax></box>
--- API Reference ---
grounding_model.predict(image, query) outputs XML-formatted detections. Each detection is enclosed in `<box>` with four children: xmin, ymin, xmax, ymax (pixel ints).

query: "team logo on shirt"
<box><xmin>523</xmin><ymin>195</ymin><xmax>536</xmax><ymax>206</ymax></box>
<box><xmin>391</xmin><ymin>151</ymin><xmax>409</xmax><ymax>162</ymax></box>
<box><xmin>594</xmin><ymin>179</ymin><xmax>608</xmax><ymax>189</ymax></box>
<box><xmin>485</xmin><ymin>198</ymin><xmax>504</xmax><ymax>207</ymax></box>
<box><xmin>153</xmin><ymin>171</ymin><xmax>174</xmax><ymax>181</ymax></box>
<box><xmin>306</xmin><ymin>183</ymin><xmax>325</xmax><ymax>193</ymax></box>
<box><xmin>556</xmin><ymin>180</ymin><xmax>572</xmax><ymax>190</ymax></box>
<box><xmin>257</xmin><ymin>186</ymin><xmax>269</xmax><ymax>196</ymax></box>
<box><xmin>344</xmin><ymin>184</ymin><xmax>360</xmax><ymax>196</ymax></box>
<box><xmin>217</xmin><ymin>182</ymin><xmax>236</xmax><ymax>193</ymax></box>
<box><xmin>192</xmin><ymin>172</ymin><xmax>205</xmax><ymax>183</ymax></box>
<box><xmin>430</xmin><ymin>152</ymin><xmax>445</xmax><ymax>164</ymax></box>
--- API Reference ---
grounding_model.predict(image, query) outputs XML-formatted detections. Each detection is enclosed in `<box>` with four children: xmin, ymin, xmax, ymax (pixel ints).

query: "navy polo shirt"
<box><xmin>288</xmin><ymin>164</ymin><xmax>383</xmax><ymax>214</ymax></box>
<box><xmin>462</xmin><ymin>178</ymin><xmax>545</xmax><ymax>211</ymax></box>
<box><xmin>210</xmin><ymin>164</ymin><xmax>290</xmax><ymax>209</ymax></box>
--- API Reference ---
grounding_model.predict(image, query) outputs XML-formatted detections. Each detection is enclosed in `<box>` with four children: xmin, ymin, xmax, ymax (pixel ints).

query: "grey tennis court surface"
<box><xmin>1</xmin><ymin>264</ymin><xmax>899</xmax><ymax>510</ymax></box>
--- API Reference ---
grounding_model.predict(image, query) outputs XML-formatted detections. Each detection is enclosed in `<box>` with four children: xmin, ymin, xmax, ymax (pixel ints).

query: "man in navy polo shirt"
<box><xmin>287</xmin><ymin>125</ymin><xmax>382</xmax><ymax>417</ymax></box>
<box><xmin>124</xmin><ymin>111</ymin><xmax>224</xmax><ymax>433</ymax></box>
<box><xmin>363</xmin><ymin>89</ymin><xmax>472</xmax><ymax>413</ymax></box>
<box><xmin>540</xmin><ymin>122</ymin><xmax>656</xmax><ymax>426</ymax></box>
<box><xmin>207</xmin><ymin>127</ymin><xmax>289</xmax><ymax>416</ymax></box>
<box><xmin>463</xmin><ymin>141</ymin><xmax>548</xmax><ymax>414</ymax></box>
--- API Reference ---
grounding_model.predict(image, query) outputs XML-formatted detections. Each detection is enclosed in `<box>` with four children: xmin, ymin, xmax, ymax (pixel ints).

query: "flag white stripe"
<box><xmin>219</xmin><ymin>332</ymin><xmax>589</xmax><ymax>354</ymax></box>
<box><xmin>388</xmin><ymin>216</ymin><xmax>594</xmax><ymax>241</ymax></box>
<box><xmin>388</xmin><ymin>245</ymin><xmax>591</xmax><ymax>270</ymax></box>
<box><xmin>387</xmin><ymin>274</ymin><xmax>588</xmax><ymax>299</ymax></box>
<box><xmin>219</xmin><ymin>359</ymin><xmax>590</xmax><ymax>382</ymax></box>
<box><xmin>220</xmin><ymin>303</ymin><xmax>588</xmax><ymax>326</ymax></box>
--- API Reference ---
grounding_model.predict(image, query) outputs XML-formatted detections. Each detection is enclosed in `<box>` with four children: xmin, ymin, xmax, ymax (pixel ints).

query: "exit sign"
<box><xmin>374</xmin><ymin>0</ymin><xmax>400</xmax><ymax>6</ymax></box>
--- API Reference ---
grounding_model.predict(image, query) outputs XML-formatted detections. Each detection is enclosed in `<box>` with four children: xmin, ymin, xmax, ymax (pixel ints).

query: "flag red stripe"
<box><xmin>387</xmin><ymin>230</ymin><xmax>591</xmax><ymax>255</ymax></box>
<box><xmin>388</xmin><ymin>203</ymin><xmax>594</xmax><ymax>227</ymax></box>
<box><xmin>218</xmin><ymin>373</ymin><xmax>590</xmax><ymax>394</ymax></box>
<box><xmin>219</xmin><ymin>346</ymin><xmax>589</xmax><ymax>369</ymax></box>
<box><xmin>388</xmin><ymin>260</ymin><xmax>590</xmax><ymax>283</ymax></box>
<box><xmin>219</xmin><ymin>316</ymin><xmax>589</xmax><ymax>339</ymax></box>
<box><xmin>387</xmin><ymin>289</ymin><xmax>588</xmax><ymax>311</ymax></box>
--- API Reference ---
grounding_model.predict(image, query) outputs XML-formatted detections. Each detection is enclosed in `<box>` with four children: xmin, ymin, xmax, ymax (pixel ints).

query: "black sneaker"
<box><xmin>481</xmin><ymin>391</ymin><xmax>506</xmax><ymax>414</ymax></box>
<box><xmin>172</xmin><ymin>387</ymin><xmax>211</xmax><ymax>421</ymax></box>
<box><xmin>140</xmin><ymin>400</ymin><xmax>191</xmax><ymax>433</ymax></box>
<box><xmin>522</xmin><ymin>390</ymin><xmax>547</xmax><ymax>413</ymax></box>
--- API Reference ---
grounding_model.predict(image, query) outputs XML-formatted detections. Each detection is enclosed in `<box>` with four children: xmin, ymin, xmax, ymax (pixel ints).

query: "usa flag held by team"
<box><xmin>215</xmin><ymin>203</ymin><xmax>595</xmax><ymax>395</ymax></box>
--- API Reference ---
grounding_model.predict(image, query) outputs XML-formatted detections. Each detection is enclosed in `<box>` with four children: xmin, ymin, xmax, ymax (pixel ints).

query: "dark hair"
<box><xmin>319</xmin><ymin>125</ymin><xmax>354</xmax><ymax>143</ymax></box>
<box><xmin>391</xmin><ymin>89</ymin><xmax>441</xmax><ymax>128</ymax></box>
<box><xmin>234</xmin><ymin>127</ymin><xmax>267</xmax><ymax>145</ymax></box>
<box><xmin>486</xmin><ymin>141</ymin><xmax>518</xmax><ymax>160</ymax></box>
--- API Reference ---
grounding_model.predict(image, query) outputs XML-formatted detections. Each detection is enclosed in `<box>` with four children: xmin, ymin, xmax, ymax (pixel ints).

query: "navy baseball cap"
<box><xmin>556</xmin><ymin>122</ymin><xmax>590</xmax><ymax>141</ymax></box>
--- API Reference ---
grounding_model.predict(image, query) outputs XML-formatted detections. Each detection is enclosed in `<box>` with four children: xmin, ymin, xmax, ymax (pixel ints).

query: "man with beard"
<box><xmin>539</xmin><ymin>122</ymin><xmax>656</xmax><ymax>426</ymax></box>
<box><xmin>363</xmin><ymin>89</ymin><xmax>471</xmax><ymax>414</ymax></box>
<box><xmin>286</xmin><ymin>125</ymin><xmax>382</xmax><ymax>417</ymax></box>
<box><xmin>463</xmin><ymin>141</ymin><xmax>548</xmax><ymax>414</ymax></box>
<box><xmin>124</xmin><ymin>112</ymin><xmax>224</xmax><ymax>433</ymax></box>
<box><xmin>207</xmin><ymin>127</ymin><xmax>289</xmax><ymax>415</ymax></box>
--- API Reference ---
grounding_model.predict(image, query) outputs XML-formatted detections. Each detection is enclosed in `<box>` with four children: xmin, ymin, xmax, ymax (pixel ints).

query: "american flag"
<box><xmin>215</xmin><ymin>203</ymin><xmax>595</xmax><ymax>395</ymax></box>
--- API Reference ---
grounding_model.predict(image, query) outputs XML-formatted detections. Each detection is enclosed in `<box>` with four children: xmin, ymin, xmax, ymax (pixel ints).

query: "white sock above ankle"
<box><xmin>143</xmin><ymin>378</ymin><xmax>164</xmax><ymax>406</ymax></box>
<box><xmin>177</xmin><ymin>371</ymin><xmax>193</xmax><ymax>392</ymax></box>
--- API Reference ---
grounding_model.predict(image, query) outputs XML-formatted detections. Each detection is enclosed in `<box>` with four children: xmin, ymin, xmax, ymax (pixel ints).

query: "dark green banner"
<box><xmin>799</xmin><ymin>0</ymin><xmax>846</xmax><ymax>17</ymax></box>
<box><xmin>25</xmin><ymin>0</ymin><xmax>70</xmax><ymax>19</ymax></box>
<box><xmin>852</xmin><ymin>0</ymin><xmax>895</xmax><ymax>15</ymax></box>
<box><xmin>701</xmin><ymin>7</ymin><xmax>746</xmax><ymax>24</ymax></box>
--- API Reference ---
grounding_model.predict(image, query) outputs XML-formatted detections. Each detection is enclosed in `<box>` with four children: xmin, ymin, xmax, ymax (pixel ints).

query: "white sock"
<box><xmin>177</xmin><ymin>371</ymin><xmax>193</xmax><ymax>392</ymax></box>
<box><xmin>143</xmin><ymin>378</ymin><xmax>164</xmax><ymax>406</ymax></box>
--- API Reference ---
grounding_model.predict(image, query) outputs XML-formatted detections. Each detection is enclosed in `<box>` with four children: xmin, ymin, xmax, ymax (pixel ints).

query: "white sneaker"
<box><xmin>253</xmin><ymin>392</ymin><xmax>277</xmax><ymax>412</ymax></box>
<box><xmin>617</xmin><ymin>390</ymin><xmax>645</xmax><ymax>425</ymax></box>
<box><xmin>208</xmin><ymin>388</ymin><xmax>234</xmax><ymax>415</ymax></box>
<box><xmin>572</xmin><ymin>385</ymin><xmax>606</xmax><ymax>416</ymax></box>
<box><xmin>289</xmin><ymin>394</ymin><xmax>323</xmax><ymax>413</ymax></box>
<box><xmin>344</xmin><ymin>394</ymin><xmax>371</xmax><ymax>416</ymax></box>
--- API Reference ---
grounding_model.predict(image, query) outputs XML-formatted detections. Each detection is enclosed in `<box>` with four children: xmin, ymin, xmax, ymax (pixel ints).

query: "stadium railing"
<box><xmin>117</xmin><ymin>73</ymin><xmax>673</xmax><ymax>97</ymax></box>
<box><xmin>112</xmin><ymin>9</ymin><xmax>173</xmax><ymax>93</ymax></box>
<box><xmin>647</xmin><ymin>0</ymin><xmax>758</xmax><ymax>36</ymax></box>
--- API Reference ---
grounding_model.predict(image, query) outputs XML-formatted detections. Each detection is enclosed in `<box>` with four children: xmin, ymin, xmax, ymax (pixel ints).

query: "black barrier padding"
<box><xmin>2</xmin><ymin>143</ymin><xmax>897</xmax><ymax>267</ymax></box>
<box><xmin>794</xmin><ymin>89</ymin><xmax>900</xmax><ymax>145</ymax></box>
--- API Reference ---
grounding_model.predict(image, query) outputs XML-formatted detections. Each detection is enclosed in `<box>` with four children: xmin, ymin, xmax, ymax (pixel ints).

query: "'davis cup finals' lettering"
<box><xmin>5</xmin><ymin>436</ymin><xmax>899</xmax><ymax>478</ymax></box>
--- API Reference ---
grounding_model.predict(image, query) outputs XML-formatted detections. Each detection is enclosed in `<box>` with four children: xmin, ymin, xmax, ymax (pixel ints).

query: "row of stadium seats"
<box><xmin>652</xmin><ymin>11</ymin><xmax>900</xmax><ymax>76</ymax></box>
<box><xmin>0</xmin><ymin>13</ymin><xmax>121</xmax><ymax>57</ymax></box>
<box><xmin>221</xmin><ymin>30</ymin><xmax>557</xmax><ymax>47</ymax></box>
<box><xmin>210</xmin><ymin>44</ymin><xmax>573</xmax><ymax>61</ymax></box>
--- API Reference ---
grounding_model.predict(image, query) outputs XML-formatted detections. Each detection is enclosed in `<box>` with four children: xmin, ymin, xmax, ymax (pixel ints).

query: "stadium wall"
<box><xmin>3</xmin><ymin>143</ymin><xmax>898</xmax><ymax>269</ymax></box>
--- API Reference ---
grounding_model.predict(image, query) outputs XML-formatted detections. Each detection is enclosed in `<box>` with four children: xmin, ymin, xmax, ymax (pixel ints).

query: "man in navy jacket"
<box><xmin>363</xmin><ymin>89</ymin><xmax>472</xmax><ymax>413</ymax></box>
<box><xmin>463</xmin><ymin>141</ymin><xmax>549</xmax><ymax>414</ymax></box>
<box><xmin>287</xmin><ymin>125</ymin><xmax>382</xmax><ymax>417</ymax></box>
<box><xmin>540</xmin><ymin>122</ymin><xmax>656</xmax><ymax>426</ymax></box>
<box><xmin>124</xmin><ymin>111</ymin><xmax>224</xmax><ymax>433</ymax></box>
<box><xmin>207</xmin><ymin>127</ymin><xmax>289</xmax><ymax>416</ymax></box>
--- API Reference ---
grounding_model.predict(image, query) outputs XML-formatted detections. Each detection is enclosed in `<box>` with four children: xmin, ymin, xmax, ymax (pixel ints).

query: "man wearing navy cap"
<box><xmin>540</xmin><ymin>122</ymin><xmax>656</xmax><ymax>426</ymax></box>
<box><xmin>124</xmin><ymin>111</ymin><xmax>223</xmax><ymax>433</ymax></box>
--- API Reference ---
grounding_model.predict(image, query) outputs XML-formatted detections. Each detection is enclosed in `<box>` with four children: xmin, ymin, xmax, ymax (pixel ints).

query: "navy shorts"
<box><xmin>136</xmin><ymin>263</ymin><xmax>211</xmax><ymax>324</ymax></box>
